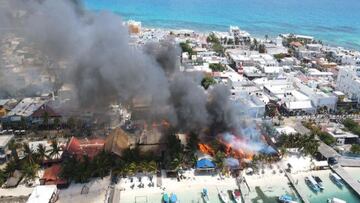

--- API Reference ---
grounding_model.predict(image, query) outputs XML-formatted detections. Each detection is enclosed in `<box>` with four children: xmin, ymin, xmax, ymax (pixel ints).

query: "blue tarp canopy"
<box><xmin>196</xmin><ymin>158</ymin><xmax>215</xmax><ymax>169</ymax></box>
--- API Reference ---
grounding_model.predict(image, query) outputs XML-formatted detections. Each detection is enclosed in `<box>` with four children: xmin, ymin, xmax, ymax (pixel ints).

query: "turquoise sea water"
<box><xmin>84</xmin><ymin>0</ymin><xmax>360</xmax><ymax>50</ymax></box>
<box><xmin>294</xmin><ymin>170</ymin><xmax>360</xmax><ymax>203</ymax></box>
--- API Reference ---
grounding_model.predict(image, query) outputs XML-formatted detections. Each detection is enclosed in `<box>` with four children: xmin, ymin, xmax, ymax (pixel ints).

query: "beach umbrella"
<box><xmin>163</xmin><ymin>193</ymin><xmax>169</xmax><ymax>203</ymax></box>
<box><xmin>170</xmin><ymin>193</ymin><xmax>177</xmax><ymax>203</ymax></box>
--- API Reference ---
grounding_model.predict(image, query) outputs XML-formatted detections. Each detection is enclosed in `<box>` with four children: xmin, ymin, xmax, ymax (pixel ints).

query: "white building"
<box><xmin>325</xmin><ymin>127</ymin><xmax>359</xmax><ymax>145</ymax></box>
<box><xmin>264</xmin><ymin>37</ymin><xmax>288</xmax><ymax>55</ymax></box>
<box><xmin>294</xmin><ymin>79</ymin><xmax>337</xmax><ymax>110</ymax></box>
<box><xmin>306</xmin><ymin>44</ymin><xmax>322</xmax><ymax>52</ymax></box>
<box><xmin>306</xmin><ymin>68</ymin><xmax>333</xmax><ymax>78</ymax></box>
<box><xmin>0</xmin><ymin>134</ymin><xmax>14</xmax><ymax>163</ymax></box>
<box><xmin>336</xmin><ymin>66</ymin><xmax>360</xmax><ymax>102</ymax></box>
<box><xmin>263</xmin><ymin>79</ymin><xmax>315</xmax><ymax>113</ymax></box>
<box><xmin>27</xmin><ymin>185</ymin><xmax>58</xmax><ymax>203</ymax></box>
<box><xmin>231</xmin><ymin>92</ymin><xmax>265</xmax><ymax>118</ymax></box>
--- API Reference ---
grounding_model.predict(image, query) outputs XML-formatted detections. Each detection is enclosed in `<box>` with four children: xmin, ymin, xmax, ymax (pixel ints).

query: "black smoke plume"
<box><xmin>0</xmin><ymin>0</ymin><xmax>249</xmax><ymax>136</ymax></box>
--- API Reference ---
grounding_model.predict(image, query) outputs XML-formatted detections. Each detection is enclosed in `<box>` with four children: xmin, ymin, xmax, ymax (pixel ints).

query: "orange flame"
<box><xmin>198</xmin><ymin>143</ymin><xmax>215</xmax><ymax>156</ymax></box>
<box><xmin>219</xmin><ymin>138</ymin><xmax>254</xmax><ymax>161</ymax></box>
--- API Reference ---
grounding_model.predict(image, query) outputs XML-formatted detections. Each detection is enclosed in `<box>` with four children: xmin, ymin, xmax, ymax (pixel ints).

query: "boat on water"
<box><xmin>305</xmin><ymin>176</ymin><xmax>320</xmax><ymax>192</ymax></box>
<box><xmin>327</xmin><ymin>197</ymin><xmax>347</xmax><ymax>203</ymax></box>
<box><xmin>162</xmin><ymin>193</ymin><xmax>169</xmax><ymax>203</ymax></box>
<box><xmin>330</xmin><ymin>172</ymin><xmax>343</xmax><ymax>187</ymax></box>
<box><xmin>312</xmin><ymin>175</ymin><xmax>325</xmax><ymax>190</ymax></box>
<box><xmin>170</xmin><ymin>193</ymin><xmax>178</xmax><ymax>203</ymax></box>
<box><xmin>233</xmin><ymin>189</ymin><xmax>242</xmax><ymax>203</ymax></box>
<box><xmin>201</xmin><ymin>188</ymin><xmax>210</xmax><ymax>203</ymax></box>
<box><xmin>218</xmin><ymin>190</ymin><xmax>229</xmax><ymax>203</ymax></box>
<box><xmin>279</xmin><ymin>194</ymin><xmax>297</xmax><ymax>203</ymax></box>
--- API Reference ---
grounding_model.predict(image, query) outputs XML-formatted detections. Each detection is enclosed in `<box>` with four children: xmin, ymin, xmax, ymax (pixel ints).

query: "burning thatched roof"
<box><xmin>105</xmin><ymin>128</ymin><xmax>130</xmax><ymax>156</ymax></box>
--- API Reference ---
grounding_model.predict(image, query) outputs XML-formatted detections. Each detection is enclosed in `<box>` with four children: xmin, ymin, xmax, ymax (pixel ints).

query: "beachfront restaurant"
<box><xmin>195</xmin><ymin>158</ymin><xmax>216</xmax><ymax>174</ymax></box>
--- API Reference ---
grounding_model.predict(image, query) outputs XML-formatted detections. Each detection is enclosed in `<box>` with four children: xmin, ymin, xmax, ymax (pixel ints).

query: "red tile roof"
<box><xmin>66</xmin><ymin>137</ymin><xmax>105</xmax><ymax>159</ymax></box>
<box><xmin>290</xmin><ymin>41</ymin><xmax>303</xmax><ymax>47</ymax></box>
<box><xmin>42</xmin><ymin>164</ymin><xmax>67</xmax><ymax>185</ymax></box>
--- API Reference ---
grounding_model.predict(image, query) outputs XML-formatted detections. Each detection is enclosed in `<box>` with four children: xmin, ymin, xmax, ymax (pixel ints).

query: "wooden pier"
<box><xmin>238</xmin><ymin>177</ymin><xmax>252</xmax><ymax>203</ymax></box>
<box><xmin>331</xmin><ymin>164</ymin><xmax>360</xmax><ymax>197</ymax></box>
<box><xmin>284</xmin><ymin>170</ymin><xmax>310</xmax><ymax>203</ymax></box>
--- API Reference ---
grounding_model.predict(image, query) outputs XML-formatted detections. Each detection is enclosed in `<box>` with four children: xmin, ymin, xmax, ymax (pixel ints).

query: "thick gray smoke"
<box><xmin>0</xmin><ymin>0</ymin><xmax>250</xmax><ymax>136</ymax></box>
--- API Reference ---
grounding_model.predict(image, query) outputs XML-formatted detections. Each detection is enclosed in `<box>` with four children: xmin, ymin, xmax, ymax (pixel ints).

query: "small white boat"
<box><xmin>305</xmin><ymin>176</ymin><xmax>320</xmax><ymax>192</ymax></box>
<box><xmin>202</xmin><ymin>188</ymin><xmax>210</xmax><ymax>203</ymax></box>
<box><xmin>312</xmin><ymin>176</ymin><xmax>324</xmax><ymax>190</ymax></box>
<box><xmin>219</xmin><ymin>190</ymin><xmax>229</xmax><ymax>203</ymax></box>
<box><xmin>330</xmin><ymin>172</ymin><xmax>343</xmax><ymax>187</ymax></box>
<box><xmin>233</xmin><ymin>189</ymin><xmax>242</xmax><ymax>203</ymax></box>
<box><xmin>327</xmin><ymin>197</ymin><xmax>347</xmax><ymax>203</ymax></box>
<box><xmin>279</xmin><ymin>194</ymin><xmax>298</xmax><ymax>203</ymax></box>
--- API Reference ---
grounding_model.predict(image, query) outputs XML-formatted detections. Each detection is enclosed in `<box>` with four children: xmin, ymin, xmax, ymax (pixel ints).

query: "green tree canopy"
<box><xmin>201</xmin><ymin>76</ymin><xmax>216</xmax><ymax>90</ymax></box>
<box><xmin>318</xmin><ymin>131</ymin><xmax>336</xmax><ymax>145</ymax></box>
<box><xmin>350</xmin><ymin>144</ymin><xmax>360</xmax><ymax>154</ymax></box>
<box><xmin>209</xmin><ymin>63</ymin><xmax>225</xmax><ymax>72</ymax></box>
<box><xmin>343</xmin><ymin>118</ymin><xmax>360</xmax><ymax>136</ymax></box>
<box><xmin>179</xmin><ymin>42</ymin><xmax>195</xmax><ymax>55</ymax></box>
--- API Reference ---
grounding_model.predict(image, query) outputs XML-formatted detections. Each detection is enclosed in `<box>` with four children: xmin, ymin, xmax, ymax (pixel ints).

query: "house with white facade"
<box><xmin>336</xmin><ymin>66</ymin><xmax>360</xmax><ymax>103</ymax></box>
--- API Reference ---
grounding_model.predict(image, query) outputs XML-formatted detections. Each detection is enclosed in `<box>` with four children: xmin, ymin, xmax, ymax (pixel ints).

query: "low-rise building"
<box><xmin>65</xmin><ymin>136</ymin><xmax>105</xmax><ymax>160</ymax></box>
<box><xmin>0</xmin><ymin>134</ymin><xmax>14</xmax><ymax>163</ymax></box>
<box><xmin>27</xmin><ymin>185</ymin><xmax>58</xmax><ymax>203</ymax></box>
<box><xmin>336</xmin><ymin>66</ymin><xmax>360</xmax><ymax>103</ymax></box>
<box><xmin>325</xmin><ymin>127</ymin><xmax>359</xmax><ymax>145</ymax></box>
<box><xmin>232</xmin><ymin>92</ymin><xmax>265</xmax><ymax>118</ymax></box>
<box><xmin>2</xmin><ymin>97</ymin><xmax>60</xmax><ymax>126</ymax></box>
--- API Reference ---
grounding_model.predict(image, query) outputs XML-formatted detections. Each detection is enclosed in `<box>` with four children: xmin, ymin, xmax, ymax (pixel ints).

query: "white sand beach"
<box><xmin>0</xmin><ymin>184</ymin><xmax>33</xmax><ymax>197</ymax></box>
<box><xmin>242</xmin><ymin>164</ymin><xmax>298</xmax><ymax>202</ymax></box>
<box><xmin>58</xmin><ymin>177</ymin><xmax>111</xmax><ymax>203</ymax></box>
<box><xmin>118</xmin><ymin>170</ymin><xmax>238</xmax><ymax>203</ymax></box>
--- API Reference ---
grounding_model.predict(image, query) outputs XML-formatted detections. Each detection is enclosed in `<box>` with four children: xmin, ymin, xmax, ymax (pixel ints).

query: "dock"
<box><xmin>284</xmin><ymin>170</ymin><xmax>310</xmax><ymax>203</ymax></box>
<box><xmin>111</xmin><ymin>187</ymin><xmax>121</xmax><ymax>203</ymax></box>
<box><xmin>237</xmin><ymin>176</ymin><xmax>251</xmax><ymax>203</ymax></box>
<box><xmin>330</xmin><ymin>164</ymin><xmax>360</xmax><ymax>197</ymax></box>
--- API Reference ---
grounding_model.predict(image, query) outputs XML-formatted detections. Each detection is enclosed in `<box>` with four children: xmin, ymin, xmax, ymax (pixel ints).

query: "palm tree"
<box><xmin>70</xmin><ymin>155</ymin><xmax>92</xmax><ymax>183</ymax></box>
<box><xmin>60</xmin><ymin>156</ymin><xmax>77</xmax><ymax>181</ymax></box>
<box><xmin>8</xmin><ymin>139</ymin><xmax>19</xmax><ymax>161</ymax></box>
<box><xmin>49</xmin><ymin>140</ymin><xmax>61</xmax><ymax>160</ymax></box>
<box><xmin>147</xmin><ymin>161</ymin><xmax>157</xmax><ymax>174</ymax></box>
<box><xmin>4</xmin><ymin>159</ymin><xmax>18</xmax><ymax>176</ymax></box>
<box><xmin>36</xmin><ymin>144</ymin><xmax>48</xmax><ymax>164</ymax></box>
<box><xmin>137</xmin><ymin>161</ymin><xmax>147</xmax><ymax>173</ymax></box>
<box><xmin>214</xmin><ymin>151</ymin><xmax>225</xmax><ymax>170</ymax></box>
<box><xmin>169</xmin><ymin>158</ymin><xmax>181</xmax><ymax>171</ymax></box>
<box><xmin>91</xmin><ymin>151</ymin><xmax>112</xmax><ymax>178</ymax></box>
<box><xmin>124</xmin><ymin>162</ymin><xmax>137</xmax><ymax>176</ymax></box>
<box><xmin>21</xmin><ymin>162</ymin><xmax>40</xmax><ymax>182</ymax></box>
<box><xmin>22</xmin><ymin>143</ymin><xmax>35</xmax><ymax>164</ymax></box>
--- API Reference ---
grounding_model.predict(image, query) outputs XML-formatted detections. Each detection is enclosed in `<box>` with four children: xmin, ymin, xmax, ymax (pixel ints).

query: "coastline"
<box><xmin>84</xmin><ymin>0</ymin><xmax>360</xmax><ymax>50</ymax></box>
<box><xmin>130</xmin><ymin>22</ymin><xmax>360</xmax><ymax>54</ymax></box>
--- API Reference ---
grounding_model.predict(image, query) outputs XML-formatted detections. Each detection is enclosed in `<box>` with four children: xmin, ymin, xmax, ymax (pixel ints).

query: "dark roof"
<box><xmin>31</xmin><ymin>105</ymin><xmax>61</xmax><ymax>118</ymax></box>
<box><xmin>4</xmin><ymin>170</ymin><xmax>22</xmax><ymax>188</ymax></box>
